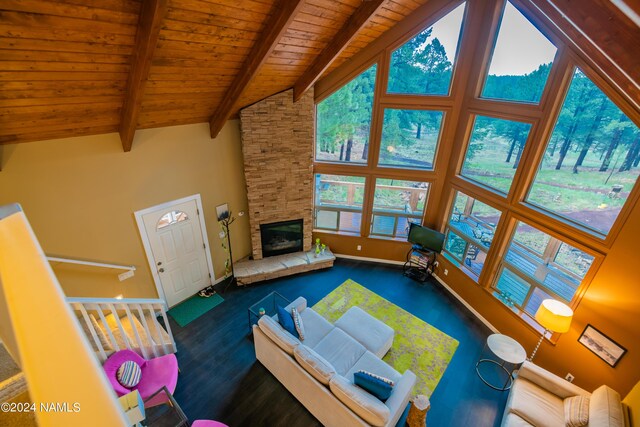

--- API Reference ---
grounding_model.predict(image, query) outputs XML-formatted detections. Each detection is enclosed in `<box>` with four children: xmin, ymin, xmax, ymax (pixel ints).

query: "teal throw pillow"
<box><xmin>354</xmin><ymin>370</ymin><xmax>394</xmax><ymax>401</ymax></box>
<box><xmin>276</xmin><ymin>305</ymin><xmax>299</xmax><ymax>338</ymax></box>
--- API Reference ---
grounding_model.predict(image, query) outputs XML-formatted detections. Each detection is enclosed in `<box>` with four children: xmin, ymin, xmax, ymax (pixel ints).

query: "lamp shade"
<box><xmin>535</xmin><ymin>299</ymin><xmax>573</xmax><ymax>333</ymax></box>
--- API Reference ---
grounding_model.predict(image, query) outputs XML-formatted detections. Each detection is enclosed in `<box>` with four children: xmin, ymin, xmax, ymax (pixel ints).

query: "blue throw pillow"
<box><xmin>354</xmin><ymin>371</ymin><xmax>394</xmax><ymax>401</ymax></box>
<box><xmin>276</xmin><ymin>305</ymin><xmax>299</xmax><ymax>338</ymax></box>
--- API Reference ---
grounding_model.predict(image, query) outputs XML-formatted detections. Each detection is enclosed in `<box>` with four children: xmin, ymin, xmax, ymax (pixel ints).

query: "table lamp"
<box><xmin>529</xmin><ymin>299</ymin><xmax>573</xmax><ymax>361</ymax></box>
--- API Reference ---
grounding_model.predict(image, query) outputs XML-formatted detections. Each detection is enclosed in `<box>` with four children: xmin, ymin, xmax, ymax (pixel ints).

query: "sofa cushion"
<box><xmin>276</xmin><ymin>305</ymin><xmax>299</xmax><ymax>338</ymax></box>
<box><xmin>502</xmin><ymin>412</ymin><xmax>534</xmax><ymax>426</ymax></box>
<box><xmin>589</xmin><ymin>385</ymin><xmax>624</xmax><ymax>427</ymax></box>
<box><xmin>258</xmin><ymin>315</ymin><xmax>300</xmax><ymax>355</ymax></box>
<box><xmin>508</xmin><ymin>378</ymin><xmax>565</xmax><ymax>426</ymax></box>
<box><xmin>564</xmin><ymin>395</ymin><xmax>590</xmax><ymax>427</ymax></box>
<box><xmin>345</xmin><ymin>351</ymin><xmax>402</xmax><ymax>385</ymax></box>
<box><xmin>330</xmin><ymin>374</ymin><xmax>390</xmax><ymax>427</ymax></box>
<box><xmin>335</xmin><ymin>306</ymin><xmax>394</xmax><ymax>358</ymax></box>
<box><xmin>299</xmin><ymin>308</ymin><xmax>334</xmax><ymax>348</ymax></box>
<box><xmin>294</xmin><ymin>345</ymin><xmax>336</xmax><ymax>385</ymax></box>
<box><xmin>313</xmin><ymin>328</ymin><xmax>366</xmax><ymax>376</ymax></box>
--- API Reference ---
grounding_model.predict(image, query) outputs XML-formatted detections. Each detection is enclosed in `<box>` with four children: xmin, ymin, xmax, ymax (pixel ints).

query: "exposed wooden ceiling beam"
<box><xmin>526</xmin><ymin>0</ymin><xmax>640</xmax><ymax>110</ymax></box>
<box><xmin>611</xmin><ymin>0</ymin><xmax>640</xmax><ymax>27</ymax></box>
<box><xmin>119</xmin><ymin>0</ymin><xmax>168</xmax><ymax>152</ymax></box>
<box><xmin>209</xmin><ymin>0</ymin><xmax>306</xmax><ymax>139</ymax></box>
<box><xmin>293</xmin><ymin>0</ymin><xmax>386</xmax><ymax>103</ymax></box>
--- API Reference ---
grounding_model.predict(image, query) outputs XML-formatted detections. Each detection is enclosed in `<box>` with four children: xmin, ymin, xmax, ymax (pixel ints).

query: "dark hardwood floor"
<box><xmin>169</xmin><ymin>258</ymin><xmax>508</xmax><ymax>426</ymax></box>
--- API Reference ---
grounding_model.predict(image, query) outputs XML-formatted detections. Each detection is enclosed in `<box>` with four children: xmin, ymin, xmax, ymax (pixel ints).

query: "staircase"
<box><xmin>0</xmin><ymin>296</ymin><xmax>177</xmax><ymax>412</ymax></box>
<box><xmin>67</xmin><ymin>297</ymin><xmax>177</xmax><ymax>363</ymax></box>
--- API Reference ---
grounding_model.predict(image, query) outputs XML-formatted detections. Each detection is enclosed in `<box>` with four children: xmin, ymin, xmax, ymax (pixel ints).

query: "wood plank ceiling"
<box><xmin>0</xmin><ymin>0</ymin><xmax>638</xmax><ymax>150</ymax></box>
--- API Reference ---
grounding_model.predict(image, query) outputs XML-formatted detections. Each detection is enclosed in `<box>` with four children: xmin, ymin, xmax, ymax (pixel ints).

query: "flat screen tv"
<box><xmin>407</xmin><ymin>222</ymin><xmax>445</xmax><ymax>253</ymax></box>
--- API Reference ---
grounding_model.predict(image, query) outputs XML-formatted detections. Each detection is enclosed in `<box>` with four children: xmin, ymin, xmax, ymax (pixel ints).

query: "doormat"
<box><xmin>313</xmin><ymin>279</ymin><xmax>458</xmax><ymax>397</ymax></box>
<box><xmin>168</xmin><ymin>293</ymin><xmax>224</xmax><ymax>327</ymax></box>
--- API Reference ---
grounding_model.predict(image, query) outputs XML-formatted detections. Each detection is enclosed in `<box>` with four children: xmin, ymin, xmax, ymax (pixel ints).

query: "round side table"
<box><xmin>475</xmin><ymin>334</ymin><xmax>526</xmax><ymax>391</ymax></box>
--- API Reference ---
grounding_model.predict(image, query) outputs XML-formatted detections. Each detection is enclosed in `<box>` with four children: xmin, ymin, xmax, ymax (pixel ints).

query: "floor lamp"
<box><xmin>529</xmin><ymin>299</ymin><xmax>574</xmax><ymax>361</ymax></box>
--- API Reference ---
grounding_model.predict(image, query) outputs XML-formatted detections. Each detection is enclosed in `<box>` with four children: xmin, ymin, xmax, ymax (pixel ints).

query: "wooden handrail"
<box><xmin>47</xmin><ymin>256</ymin><xmax>135</xmax><ymax>272</ymax></box>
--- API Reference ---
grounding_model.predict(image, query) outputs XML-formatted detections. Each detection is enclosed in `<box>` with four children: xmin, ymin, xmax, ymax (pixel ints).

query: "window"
<box><xmin>378</xmin><ymin>109</ymin><xmax>444</xmax><ymax>170</ymax></box>
<box><xmin>387</xmin><ymin>3</ymin><xmax>465</xmax><ymax>96</ymax></box>
<box><xmin>526</xmin><ymin>68</ymin><xmax>640</xmax><ymax>236</ymax></box>
<box><xmin>443</xmin><ymin>192</ymin><xmax>502</xmax><ymax>279</ymax></box>
<box><xmin>314</xmin><ymin>174</ymin><xmax>365</xmax><ymax>235</ymax></box>
<box><xmin>370</xmin><ymin>179</ymin><xmax>428</xmax><ymax>239</ymax></box>
<box><xmin>460</xmin><ymin>115</ymin><xmax>532</xmax><ymax>194</ymax></box>
<box><xmin>481</xmin><ymin>1</ymin><xmax>556</xmax><ymax>103</ymax></box>
<box><xmin>157</xmin><ymin>211</ymin><xmax>188</xmax><ymax>229</ymax></box>
<box><xmin>316</xmin><ymin>64</ymin><xmax>377</xmax><ymax>164</ymax></box>
<box><xmin>493</xmin><ymin>221</ymin><xmax>594</xmax><ymax>318</ymax></box>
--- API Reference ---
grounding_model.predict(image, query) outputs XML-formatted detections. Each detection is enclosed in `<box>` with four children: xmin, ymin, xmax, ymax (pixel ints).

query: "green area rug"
<box><xmin>313</xmin><ymin>279</ymin><xmax>458</xmax><ymax>397</ymax></box>
<box><xmin>168</xmin><ymin>293</ymin><xmax>224</xmax><ymax>327</ymax></box>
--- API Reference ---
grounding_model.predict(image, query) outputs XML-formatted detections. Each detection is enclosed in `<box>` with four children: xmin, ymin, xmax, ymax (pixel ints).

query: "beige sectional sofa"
<box><xmin>253</xmin><ymin>296</ymin><xmax>416</xmax><ymax>427</ymax></box>
<box><xmin>502</xmin><ymin>361</ymin><xmax>638</xmax><ymax>426</ymax></box>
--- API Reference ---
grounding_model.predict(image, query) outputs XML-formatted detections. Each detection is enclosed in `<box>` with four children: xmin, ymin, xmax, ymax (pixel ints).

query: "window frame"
<box><xmin>384</xmin><ymin>1</ymin><xmax>468</xmax><ymax>98</ymax></box>
<box><xmin>519</xmin><ymin>63</ymin><xmax>640</xmax><ymax>241</ymax></box>
<box><xmin>478</xmin><ymin>0</ymin><xmax>560</xmax><ymax>106</ymax></box>
<box><xmin>454</xmin><ymin>111</ymin><xmax>539</xmax><ymax>202</ymax></box>
<box><xmin>368</xmin><ymin>178</ymin><xmax>431</xmax><ymax>241</ymax></box>
<box><xmin>313</xmin><ymin>60</ymin><xmax>381</xmax><ymax>168</ymax></box>
<box><xmin>489</xmin><ymin>215</ymin><xmax>603</xmax><ymax>337</ymax></box>
<box><xmin>311</xmin><ymin>0</ymin><xmax>639</xmax><ymax>339</ymax></box>
<box><xmin>442</xmin><ymin>190</ymin><xmax>504</xmax><ymax>281</ymax></box>
<box><xmin>376</xmin><ymin>106</ymin><xmax>447</xmax><ymax>172</ymax></box>
<box><xmin>313</xmin><ymin>173</ymin><xmax>367</xmax><ymax>236</ymax></box>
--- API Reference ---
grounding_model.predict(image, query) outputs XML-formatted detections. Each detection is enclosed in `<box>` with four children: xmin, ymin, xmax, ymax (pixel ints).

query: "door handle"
<box><xmin>159</xmin><ymin>268</ymin><xmax>165</xmax><ymax>273</ymax></box>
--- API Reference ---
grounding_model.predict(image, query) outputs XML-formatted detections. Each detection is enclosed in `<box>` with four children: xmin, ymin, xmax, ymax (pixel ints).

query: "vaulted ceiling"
<box><xmin>0</xmin><ymin>0</ymin><xmax>638</xmax><ymax>150</ymax></box>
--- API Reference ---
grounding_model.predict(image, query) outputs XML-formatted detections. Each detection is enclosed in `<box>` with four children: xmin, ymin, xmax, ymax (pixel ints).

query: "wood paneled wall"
<box><xmin>2</xmin><ymin>0</ymin><xmax>635</xmax><ymax>147</ymax></box>
<box><xmin>0</xmin><ymin>0</ymin><xmax>433</xmax><ymax>146</ymax></box>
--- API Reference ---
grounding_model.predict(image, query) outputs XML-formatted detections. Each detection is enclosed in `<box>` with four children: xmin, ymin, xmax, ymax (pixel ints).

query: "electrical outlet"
<box><xmin>444</xmin><ymin>269</ymin><xmax>448</xmax><ymax>276</ymax></box>
<box><xmin>357</xmin><ymin>245</ymin><xmax>362</xmax><ymax>251</ymax></box>
<box><xmin>118</xmin><ymin>270</ymin><xmax>134</xmax><ymax>281</ymax></box>
<box><xmin>565</xmin><ymin>373</ymin><xmax>575</xmax><ymax>383</ymax></box>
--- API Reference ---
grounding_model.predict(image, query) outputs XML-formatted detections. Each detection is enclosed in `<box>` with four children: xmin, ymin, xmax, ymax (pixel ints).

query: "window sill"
<box><xmin>313</xmin><ymin>229</ymin><xmax>360</xmax><ymax>237</ymax></box>
<box><xmin>368</xmin><ymin>234</ymin><xmax>410</xmax><ymax>242</ymax></box>
<box><xmin>488</xmin><ymin>287</ymin><xmax>559</xmax><ymax>345</ymax></box>
<box><xmin>442</xmin><ymin>252</ymin><xmax>480</xmax><ymax>282</ymax></box>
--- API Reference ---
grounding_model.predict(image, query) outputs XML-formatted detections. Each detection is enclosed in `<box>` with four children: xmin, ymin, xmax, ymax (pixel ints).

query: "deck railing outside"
<box><xmin>493</xmin><ymin>236</ymin><xmax>591</xmax><ymax>322</ymax></box>
<box><xmin>315</xmin><ymin>179</ymin><xmax>426</xmax><ymax>238</ymax></box>
<box><xmin>444</xmin><ymin>211</ymin><xmax>586</xmax><ymax>316</ymax></box>
<box><xmin>444</xmin><ymin>213</ymin><xmax>496</xmax><ymax>278</ymax></box>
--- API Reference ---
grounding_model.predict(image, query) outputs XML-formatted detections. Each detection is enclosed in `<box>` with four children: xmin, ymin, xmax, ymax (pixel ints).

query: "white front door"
<box><xmin>138</xmin><ymin>198</ymin><xmax>212</xmax><ymax>307</ymax></box>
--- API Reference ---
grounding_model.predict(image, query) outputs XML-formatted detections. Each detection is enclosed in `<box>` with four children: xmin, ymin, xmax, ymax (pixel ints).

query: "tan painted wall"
<box><xmin>0</xmin><ymin>121</ymin><xmax>251</xmax><ymax>299</ymax></box>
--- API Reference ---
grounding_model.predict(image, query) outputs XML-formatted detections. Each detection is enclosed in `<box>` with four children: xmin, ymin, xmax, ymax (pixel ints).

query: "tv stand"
<box><xmin>403</xmin><ymin>245</ymin><xmax>436</xmax><ymax>283</ymax></box>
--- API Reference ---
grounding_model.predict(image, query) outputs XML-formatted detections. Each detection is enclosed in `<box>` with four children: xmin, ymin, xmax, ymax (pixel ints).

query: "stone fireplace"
<box><xmin>239</xmin><ymin>88</ymin><xmax>314</xmax><ymax>260</ymax></box>
<box><xmin>260</xmin><ymin>219</ymin><xmax>304</xmax><ymax>258</ymax></box>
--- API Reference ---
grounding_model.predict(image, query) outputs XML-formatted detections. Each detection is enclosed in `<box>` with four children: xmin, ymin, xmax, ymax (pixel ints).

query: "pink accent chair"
<box><xmin>103</xmin><ymin>349</ymin><xmax>179</xmax><ymax>407</ymax></box>
<box><xmin>192</xmin><ymin>421</ymin><xmax>229</xmax><ymax>427</ymax></box>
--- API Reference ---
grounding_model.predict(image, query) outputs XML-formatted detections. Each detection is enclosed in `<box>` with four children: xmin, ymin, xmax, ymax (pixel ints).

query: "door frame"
<box><xmin>134</xmin><ymin>194</ymin><xmax>217</xmax><ymax>306</ymax></box>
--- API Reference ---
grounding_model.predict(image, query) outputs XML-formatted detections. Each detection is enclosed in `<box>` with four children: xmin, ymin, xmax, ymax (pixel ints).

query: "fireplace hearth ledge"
<box><xmin>234</xmin><ymin>249</ymin><xmax>335</xmax><ymax>286</ymax></box>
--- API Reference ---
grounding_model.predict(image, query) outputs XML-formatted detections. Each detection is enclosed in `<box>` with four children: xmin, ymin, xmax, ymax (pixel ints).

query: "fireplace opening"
<box><xmin>260</xmin><ymin>219</ymin><xmax>303</xmax><ymax>258</ymax></box>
